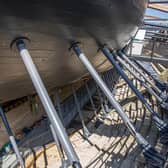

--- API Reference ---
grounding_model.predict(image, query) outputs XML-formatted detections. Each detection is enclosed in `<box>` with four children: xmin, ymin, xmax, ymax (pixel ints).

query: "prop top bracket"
<box><xmin>10</xmin><ymin>36</ymin><xmax>30</xmax><ymax>50</ymax></box>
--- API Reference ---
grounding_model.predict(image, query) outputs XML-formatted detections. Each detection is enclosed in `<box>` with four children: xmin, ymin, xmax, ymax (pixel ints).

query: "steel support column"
<box><xmin>0</xmin><ymin>107</ymin><xmax>25</xmax><ymax>168</ymax></box>
<box><xmin>72</xmin><ymin>85</ymin><xmax>91</xmax><ymax>138</ymax></box>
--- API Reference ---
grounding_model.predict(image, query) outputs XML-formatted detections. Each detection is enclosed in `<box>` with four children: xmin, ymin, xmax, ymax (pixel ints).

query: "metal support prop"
<box><xmin>52</xmin><ymin>89</ymin><xmax>69</xmax><ymax>167</ymax></box>
<box><xmin>0</xmin><ymin>107</ymin><xmax>25</xmax><ymax>168</ymax></box>
<box><xmin>104</xmin><ymin>98</ymin><xmax>111</xmax><ymax>113</ymax></box>
<box><xmin>134</xmin><ymin>59</ymin><xmax>168</xmax><ymax>94</ymax></box>
<box><xmin>115</xmin><ymin>53</ymin><xmax>168</xmax><ymax>110</ymax></box>
<box><xmin>96</xmin><ymin>85</ymin><xmax>107</xmax><ymax>118</ymax></box>
<box><xmin>55</xmin><ymin>89</ymin><xmax>64</xmax><ymax>123</ymax></box>
<box><xmin>101</xmin><ymin>47</ymin><xmax>168</xmax><ymax>144</ymax></box>
<box><xmin>53</xmin><ymin>89</ymin><xmax>69</xmax><ymax>166</ymax></box>
<box><xmin>84</xmin><ymin>81</ymin><xmax>98</xmax><ymax>118</ymax></box>
<box><xmin>101</xmin><ymin>74</ymin><xmax>111</xmax><ymax>113</ymax></box>
<box><xmin>71</xmin><ymin>43</ymin><xmax>165</xmax><ymax>167</ymax></box>
<box><xmin>13</xmin><ymin>38</ymin><xmax>81</xmax><ymax>168</ymax></box>
<box><xmin>72</xmin><ymin>85</ymin><xmax>91</xmax><ymax>138</ymax></box>
<box><xmin>50</xmin><ymin>124</ymin><xmax>69</xmax><ymax>168</ymax></box>
<box><xmin>101</xmin><ymin>74</ymin><xmax>111</xmax><ymax>115</ymax></box>
<box><xmin>118</xmin><ymin>51</ymin><xmax>162</xmax><ymax>96</ymax></box>
<box><xmin>84</xmin><ymin>81</ymin><xmax>103</xmax><ymax>127</ymax></box>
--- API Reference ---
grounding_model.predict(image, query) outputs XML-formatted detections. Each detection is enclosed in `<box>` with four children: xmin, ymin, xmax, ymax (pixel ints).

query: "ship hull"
<box><xmin>0</xmin><ymin>0</ymin><xmax>147</xmax><ymax>101</ymax></box>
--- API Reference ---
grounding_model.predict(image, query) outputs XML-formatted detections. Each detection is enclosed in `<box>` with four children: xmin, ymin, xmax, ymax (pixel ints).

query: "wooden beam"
<box><xmin>145</xmin><ymin>15</ymin><xmax>162</xmax><ymax>19</ymax></box>
<box><xmin>148</xmin><ymin>3</ymin><xmax>168</xmax><ymax>13</ymax></box>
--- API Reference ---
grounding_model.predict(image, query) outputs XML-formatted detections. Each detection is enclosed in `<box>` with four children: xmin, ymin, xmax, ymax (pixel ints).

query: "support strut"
<box><xmin>118</xmin><ymin>51</ymin><xmax>168</xmax><ymax>102</ymax></box>
<box><xmin>12</xmin><ymin>37</ymin><xmax>81</xmax><ymax>168</ymax></box>
<box><xmin>0</xmin><ymin>106</ymin><xmax>25</xmax><ymax>168</ymax></box>
<box><xmin>100</xmin><ymin>47</ymin><xmax>168</xmax><ymax>145</ymax></box>
<box><xmin>52</xmin><ymin>89</ymin><xmax>70</xmax><ymax>167</ymax></box>
<box><xmin>116</xmin><ymin>52</ymin><xmax>168</xmax><ymax>111</ymax></box>
<box><xmin>50</xmin><ymin>124</ymin><xmax>69</xmax><ymax>168</ymax></box>
<box><xmin>96</xmin><ymin>85</ymin><xmax>107</xmax><ymax>118</ymax></box>
<box><xmin>84</xmin><ymin>81</ymin><xmax>103</xmax><ymax>128</ymax></box>
<box><xmin>70</xmin><ymin>43</ymin><xmax>165</xmax><ymax>167</ymax></box>
<box><xmin>134</xmin><ymin>60</ymin><xmax>168</xmax><ymax>94</ymax></box>
<box><xmin>72</xmin><ymin>85</ymin><xmax>91</xmax><ymax>138</ymax></box>
<box><xmin>55</xmin><ymin>89</ymin><xmax>64</xmax><ymax>123</ymax></box>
